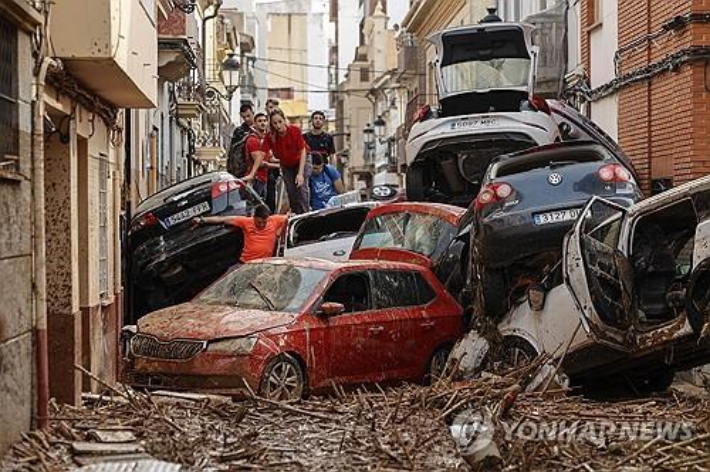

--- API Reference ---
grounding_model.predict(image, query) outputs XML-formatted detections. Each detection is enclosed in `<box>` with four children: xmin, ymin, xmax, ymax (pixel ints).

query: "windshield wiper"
<box><xmin>249</xmin><ymin>281</ymin><xmax>276</xmax><ymax>311</ymax></box>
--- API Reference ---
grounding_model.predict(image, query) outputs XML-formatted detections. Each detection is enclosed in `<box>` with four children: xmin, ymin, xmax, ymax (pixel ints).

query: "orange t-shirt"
<box><xmin>227</xmin><ymin>215</ymin><xmax>288</xmax><ymax>262</ymax></box>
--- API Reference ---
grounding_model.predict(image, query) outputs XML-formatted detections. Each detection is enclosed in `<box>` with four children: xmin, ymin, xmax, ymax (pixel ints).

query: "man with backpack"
<box><xmin>227</xmin><ymin>103</ymin><xmax>255</xmax><ymax>178</ymax></box>
<box><xmin>242</xmin><ymin>112</ymin><xmax>277</xmax><ymax>199</ymax></box>
<box><xmin>308</xmin><ymin>154</ymin><xmax>344</xmax><ymax>210</ymax></box>
<box><xmin>303</xmin><ymin>110</ymin><xmax>336</xmax><ymax>164</ymax></box>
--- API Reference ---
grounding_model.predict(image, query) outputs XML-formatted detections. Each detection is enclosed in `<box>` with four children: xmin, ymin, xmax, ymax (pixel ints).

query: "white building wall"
<box><xmin>588</xmin><ymin>0</ymin><xmax>618</xmax><ymax>140</ymax></box>
<box><xmin>308</xmin><ymin>0</ymin><xmax>330</xmax><ymax>112</ymax></box>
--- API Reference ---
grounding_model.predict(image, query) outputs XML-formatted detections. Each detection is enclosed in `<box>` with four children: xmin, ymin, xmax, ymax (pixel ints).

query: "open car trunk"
<box><xmin>429</xmin><ymin>23</ymin><xmax>537</xmax><ymax>117</ymax></box>
<box><xmin>406</xmin><ymin>133</ymin><xmax>537</xmax><ymax>207</ymax></box>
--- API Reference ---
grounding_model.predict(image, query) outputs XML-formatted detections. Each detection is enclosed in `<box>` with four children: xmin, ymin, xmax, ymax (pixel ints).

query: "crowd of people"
<box><xmin>229</xmin><ymin>99</ymin><xmax>345</xmax><ymax>216</ymax></box>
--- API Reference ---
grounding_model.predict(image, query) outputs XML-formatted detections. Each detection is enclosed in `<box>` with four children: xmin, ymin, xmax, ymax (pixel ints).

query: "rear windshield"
<box><xmin>493</xmin><ymin>148</ymin><xmax>610</xmax><ymax>178</ymax></box>
<box><xmin>135</xmin><ymin>172</ymin><xmax>219</xmax><ymax>213</ymax></box>
<box><xmin>354</xmin><ymin>212</ymin><xmax>457</xmax><ymax>260</ymax></box>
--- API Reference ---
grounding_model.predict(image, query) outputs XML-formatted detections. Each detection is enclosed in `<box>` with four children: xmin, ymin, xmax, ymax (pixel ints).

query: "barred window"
<box><xmin>0</xmin><ymin>16</ymin><xmax>19</xmax><ymax>174</ymax></box>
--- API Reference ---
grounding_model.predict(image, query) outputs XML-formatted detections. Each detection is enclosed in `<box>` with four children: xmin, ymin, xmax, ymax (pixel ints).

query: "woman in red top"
<box><xmin>269</xmin><ymin>108</ymin><xmax>311</xmax><ymax>214</ymax></box>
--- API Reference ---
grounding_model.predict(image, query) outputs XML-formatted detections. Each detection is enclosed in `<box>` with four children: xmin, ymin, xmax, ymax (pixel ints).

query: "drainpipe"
<box><xmin>32</xmin><ymin>56</ymin><xmax>56</xmax><ymax>429</ymax></box>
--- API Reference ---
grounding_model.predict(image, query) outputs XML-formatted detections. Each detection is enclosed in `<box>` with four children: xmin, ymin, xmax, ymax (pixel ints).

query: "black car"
<box><xmin>468</xmin><ymin>141</ymin><xmax>643</xmax><ymax>317</ymax></box>
<box><xmin>127</xmin><ymin>172</ymin><xmax>262</xmax><ymax>322</ymax></box>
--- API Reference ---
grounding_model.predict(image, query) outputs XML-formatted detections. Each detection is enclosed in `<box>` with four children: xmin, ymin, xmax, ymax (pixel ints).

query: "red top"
<box><xmin>245</xmin><ymin>134</ymin><xmax>270</xmax><ymax>182</ymax></box>
<box><xmin>227</xmin><ymin>215</ymin><xmax>288</xmax><ymax>262</ymax></box>
<box><xmin>270</xmin><ymin>125</ymin><xmax>306</xmax><ymax>168</ymax></box>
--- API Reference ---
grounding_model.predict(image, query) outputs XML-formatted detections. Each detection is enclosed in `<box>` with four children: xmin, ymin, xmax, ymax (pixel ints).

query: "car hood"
<box><xmin>137</xmin><ymin>302</ymin><xmax>297</xmax><ymax>340</ymax></box>
<box><xmin>349</xmin><ymin>247</ymin><xmax>433</xmax><ymax>268</ymax></box>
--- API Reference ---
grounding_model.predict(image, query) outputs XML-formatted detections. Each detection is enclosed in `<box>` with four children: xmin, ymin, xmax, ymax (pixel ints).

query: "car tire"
<box><xmin>626</xmin><ymin>369</ymin><xmax>675</xmax><ymax>394</ymax></box>
<box><xmin>482</xmin><ymin>268</ymin><xmax>509</xmax><ymax>319</ymax></box>
<box><xmin>425</xmin><ymin>344</ymin><xmax>452</xmax><ymax>384</ymax></box>
<box><xmin>499</xmin><ymin>336</ymin><xmax>538</xmax><ymax>370</ymax></box>
<box><xmin>259</xmin><ymin>354</ymin><xmax>306</xmax><ymax>401</ymax></box>
<box><xmin>406</xmin><ymin>165</ymin><xmax>427</xmax><ymax>202</ymax></box>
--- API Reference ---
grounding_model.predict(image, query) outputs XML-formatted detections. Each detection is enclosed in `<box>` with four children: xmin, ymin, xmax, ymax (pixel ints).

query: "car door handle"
<box><xmin>333</xmin><ymin>250</ymin><xmax>346</xmax><ymax>257</ymax></box>
<box><xmin>368</xmin><ymin>326</ymin><xmax>385</xmax><ymax>335</ymax></box>
<box><xmin>421</xmin><ymin>321</ymin><xmax>436</xmax><ymax>329</ymax></box>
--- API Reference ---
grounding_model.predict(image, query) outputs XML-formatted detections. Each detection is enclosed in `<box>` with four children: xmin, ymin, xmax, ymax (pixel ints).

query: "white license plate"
<box><xmin>450</xmin><ymin>117</ymin><xmax>499</xmax><ymax>130</ymax></box>
<box><xmin>164</xmin><ymin>202</ymin><xmax>210</xmax><ymax>227</ymax></box>
<box><xmin>533</xmin><ymin>208</ymin><xmax>582</xmax><ymax>226</ymax></box>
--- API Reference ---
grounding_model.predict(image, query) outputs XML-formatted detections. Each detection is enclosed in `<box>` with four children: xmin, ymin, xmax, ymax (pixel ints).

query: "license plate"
<box><xmin>533</xmin><ymin>208</ymin><xmax>582</xmax><ymax>226</ymax></box>
<box><xmin>164</xmin><ymin>202</ymin><xmax>210</xmax><ymax>227</ymax></box>
<box><xmin>450</xmin><ymin>117</ymin><xmax>499</xmax><ymax>130</ymax></box>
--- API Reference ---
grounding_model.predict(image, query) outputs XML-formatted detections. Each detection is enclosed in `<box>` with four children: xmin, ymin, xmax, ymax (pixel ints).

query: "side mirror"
<box><xmin>527</xmin><ymin>284</ymin><xmax>547</xmax><ymax>312</ymax></box>
<box><xmin>559</xmin><ymin>122</ymin><xmax>580</xmax><ymax>140</ymax></box>
<box><xmin>318</xmin><ymin>302</ymin><xmax>345</xmax><ymax>317</ymax></box>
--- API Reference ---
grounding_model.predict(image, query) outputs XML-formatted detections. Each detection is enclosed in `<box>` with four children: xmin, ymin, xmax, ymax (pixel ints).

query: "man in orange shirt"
<box><xmin>193</xmin><ymin>205</ymin><xmax>287</xmax><ymax>263</ymax></box>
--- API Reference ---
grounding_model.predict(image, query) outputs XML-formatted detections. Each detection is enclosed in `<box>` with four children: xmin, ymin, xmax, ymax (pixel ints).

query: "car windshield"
<box><xmin>441</xmin><ymin>58</ymin><xmax>530</xmax><ymax>94</ymax></box>
<box><xmin>356</xmin><ymin>212</ymin><xmax>457</xmax><ymax>260</ymax></box>
<box><xmin>197</xmin><ymin>263</ymin><xmax>328</xmax><ymax>313</ymax></box>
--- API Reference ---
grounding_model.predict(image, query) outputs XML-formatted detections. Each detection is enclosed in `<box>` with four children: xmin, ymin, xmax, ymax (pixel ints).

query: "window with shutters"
<box><xmin>99</xmin><ymin>156</ymin><xmax>110</xmax><ymax>298</ymax></box>
<box><xmin>0</xmin><ymin>16</ymin><xmax>19</xmax><ymax>177</ymax></box>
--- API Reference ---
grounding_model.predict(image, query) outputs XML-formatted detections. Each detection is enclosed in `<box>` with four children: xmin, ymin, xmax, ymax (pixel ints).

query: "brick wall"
<box><xmin>591</xmin><ymin>0</ymin><xmax>710</xmax><ymax>192</ymax></box>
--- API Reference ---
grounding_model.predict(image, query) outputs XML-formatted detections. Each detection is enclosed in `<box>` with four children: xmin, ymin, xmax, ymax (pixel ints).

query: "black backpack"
<box><xmin>227</xmin><ymin>126</ymin><xmax>251</xmax><ymax>178</ymax></box>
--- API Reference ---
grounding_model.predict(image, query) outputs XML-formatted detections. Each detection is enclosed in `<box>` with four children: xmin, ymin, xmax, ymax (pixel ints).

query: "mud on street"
<box><xmin>2</xmin><ymin>361</ymin><xmax>710</xmax><ymax>472</ymax></box>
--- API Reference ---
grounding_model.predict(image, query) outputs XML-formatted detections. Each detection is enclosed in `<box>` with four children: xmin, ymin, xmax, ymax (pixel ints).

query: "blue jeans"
<box><xmin>252</xmin><ymin>179</ymin><xmax>267</xmax><ymax>201</ymax></box>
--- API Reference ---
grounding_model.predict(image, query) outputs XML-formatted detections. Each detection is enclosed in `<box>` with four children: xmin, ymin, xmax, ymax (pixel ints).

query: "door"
<box><xmin>565</xmin><ymin>197</ymin><xmax>633</xmax><ymax>349</ymax></box>
<box><xmin>320</xmin><ymin>271</ymin><xmax>394</xmax><ymax>384</ymax></box>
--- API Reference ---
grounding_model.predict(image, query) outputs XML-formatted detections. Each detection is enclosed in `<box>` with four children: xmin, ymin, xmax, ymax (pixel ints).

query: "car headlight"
<box><xmin>206</xmin><ymin>336</ymin><xmax>257</xmax><ymax>355</ymax></box>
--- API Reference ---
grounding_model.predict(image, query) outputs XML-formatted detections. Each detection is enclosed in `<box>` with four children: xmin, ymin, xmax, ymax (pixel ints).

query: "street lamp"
<box><xmin>373</xmin><ymin>115</ymin><xmax>386</xmax><ymax>140</ymax></box>
<box><xmin>204</xmin><ymin>52</ymin><xmax>241</xmax><ymax>103</ymax></box>
<box><xmin>174</xmin><ymin>0</ymin><xmax>197</xmax><ymax>13</ymax></box>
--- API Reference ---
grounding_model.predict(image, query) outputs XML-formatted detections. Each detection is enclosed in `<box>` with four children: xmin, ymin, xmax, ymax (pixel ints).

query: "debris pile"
<box><xmin>2</xmin><ymin>363</ymin><xmax>709</xmax><ymax>471</ymax></box>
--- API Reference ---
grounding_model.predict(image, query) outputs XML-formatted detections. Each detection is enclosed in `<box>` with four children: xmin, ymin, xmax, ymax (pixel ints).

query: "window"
<box><xmin>98</xmin><ymin>156</ymin><xmax>110</xmax><ymax>298</ymax></box>
<box><xmin>322</xmin><ymin>272</ymin><xmax>371</xmax><ymax>313</ymax></box>
<box><xmin>591</xmin><ymin>0</ymin><xmax>603</xmax><ymax>25</ymax></box>
<box><xmin>373</xmin><ymin>271</ymin><xmax>418</xmax><ymax>309</ymax></box>
<box><xmin>0</xmin><ymin>16</ymin><xmax>18</xmax><ymax>176</ymax></box>
<box><xmin>414</xmin><ymin>273</ymin><xmax>437</xmax><ymax>305</ymax></box>
<box><xmin>360</xmin><ymin>65</ymin><xmax>370</xmax><ymax>83</ymax></box>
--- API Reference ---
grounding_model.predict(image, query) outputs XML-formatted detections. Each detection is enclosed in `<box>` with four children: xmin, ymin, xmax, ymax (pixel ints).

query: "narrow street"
<box><xmin>4</xmin><ymin>0</ymin><xmax>710</xmax><ymax>470</ymax></box>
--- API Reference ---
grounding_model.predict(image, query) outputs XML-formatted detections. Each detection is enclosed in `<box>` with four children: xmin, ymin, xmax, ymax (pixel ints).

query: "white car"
<box><xmin>406</xmin><ymin>18</ymin><xmax>561</xmax><ymax>207</ymax></box>
<box><xmin>454</xmin><ymin>175</ymin><xmax>710</xmax><ymax>391</ymax></box>
<box><xmin>280</xmin><ymin>202</ymin><xmax>378</xmax><ymax>261</ymax></box>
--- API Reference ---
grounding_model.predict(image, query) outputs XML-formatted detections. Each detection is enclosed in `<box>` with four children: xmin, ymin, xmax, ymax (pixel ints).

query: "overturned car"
<box><xmin>452</xmin><ymin>175</ymin><xmax>710</xmax><ymax>391</ymax></box>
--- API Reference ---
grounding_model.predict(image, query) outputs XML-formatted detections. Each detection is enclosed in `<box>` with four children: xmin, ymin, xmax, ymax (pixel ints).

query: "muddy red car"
<box><xmin>122</xmin><ymin>258</ymin><xmax>464</xmax><ymax>399</ymax></box>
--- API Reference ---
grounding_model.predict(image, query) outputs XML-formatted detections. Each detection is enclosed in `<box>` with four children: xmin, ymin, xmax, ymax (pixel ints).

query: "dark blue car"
<box><xmin>469</xmin><ymin>141</ymin><xmax>643</xmax><ymax>317</ymax></box>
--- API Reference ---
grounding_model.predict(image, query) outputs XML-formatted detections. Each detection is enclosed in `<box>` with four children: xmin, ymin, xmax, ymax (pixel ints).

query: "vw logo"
<box><xmin>548</xmin><ymin>173</ymin><xmax>563</xmax><ymax>186</ymax></box>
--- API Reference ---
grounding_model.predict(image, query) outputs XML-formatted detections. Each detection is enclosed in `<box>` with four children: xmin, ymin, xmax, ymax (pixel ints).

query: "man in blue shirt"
<box><xmin>309</xmin><ymin>154</ymin><xmax>345</xmax><ymax>210</ymax></box>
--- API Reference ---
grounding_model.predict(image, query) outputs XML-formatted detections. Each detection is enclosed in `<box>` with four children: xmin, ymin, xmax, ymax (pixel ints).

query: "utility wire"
<box><xmin>252</xmin><ymin>54</ymin><xmax>427</xmax><ymax>76</ymax></box>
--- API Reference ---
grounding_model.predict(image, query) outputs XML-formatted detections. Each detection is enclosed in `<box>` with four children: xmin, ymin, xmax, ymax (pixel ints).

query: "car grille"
<box><xmin>130</xmin><ymin>334</ymin><xmax>206</xmax><ymax>361</ymax></box>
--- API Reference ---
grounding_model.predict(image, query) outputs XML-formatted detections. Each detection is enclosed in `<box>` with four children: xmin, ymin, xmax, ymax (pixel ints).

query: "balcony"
<box><xmin>158</xmin><ymin>8</ymin><xmax>199</xmax><ymax>82</ymax></box>
<box><xmin>174</xmin><ymin>77</ymin><xmax>204</xmax><ymax>121</ymax></box>
<box><xmin>49</xmin><ymin>0</ymin><xmax>158</xmax><ymax>107</ymax></box>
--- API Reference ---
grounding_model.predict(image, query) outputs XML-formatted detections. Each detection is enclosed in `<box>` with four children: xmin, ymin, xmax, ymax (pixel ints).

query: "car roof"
<box><xmin>365</xmin><ymin>202</ymin><xmax>465</xmax><ymax>225</ymax></box>
<box><xmin>248</xmin><ymin>256</ymin><xmax>428</xmax><ymax>273</ymax></box>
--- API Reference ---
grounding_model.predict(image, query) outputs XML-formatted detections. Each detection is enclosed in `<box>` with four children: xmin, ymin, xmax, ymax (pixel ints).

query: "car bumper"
<box><xmin>124</xmin><ymin>352</ymin><xmax>263</xmax><ymax>397</ymax></box>
<box><xmin>475</xmin><ymin>197</ymin><xmax>637</xmax><ymax>268</ymax></box>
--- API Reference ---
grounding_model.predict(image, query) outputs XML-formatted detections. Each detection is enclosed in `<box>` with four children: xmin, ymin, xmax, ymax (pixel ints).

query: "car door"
<box><xmin>370</xmin><ymin>270</ymin><xmax>423</xmax><ymax>379</ymax></box>
<box><xmin>320</xmin><ymin>270</ymin><xmax>396</xmax><ymax>385</ymax></box>
<box><xmin>564</xmin><ymin>197</ymin><xmax>634</xmax><ymax>350</ymax></box>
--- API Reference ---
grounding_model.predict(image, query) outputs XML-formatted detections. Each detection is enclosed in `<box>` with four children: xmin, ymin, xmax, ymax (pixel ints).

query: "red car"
<box><xmin>122</xmin><ymin>257</ymin><xmax>464</xmax><ymax>400</ymax></box>
<box><xmin>350</xmin><ymin>202</ymin><xmax>470</xmax><ymax>303</ymax></box>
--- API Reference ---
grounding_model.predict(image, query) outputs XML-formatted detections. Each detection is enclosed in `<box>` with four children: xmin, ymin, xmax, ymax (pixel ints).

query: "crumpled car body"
<box><xmin>122</xmin><ymin>258</ymin><xmax>465</xmax><ymax>397</ymax></box>
<box><xmin>454</xmin><ymin>175</ymin><xmax>710</xmax><ymax>389</ymax></box>
<box><xmin>280</xmin><ymin>202</ymin><xmax>378</xmax><ymax>261</ymax></box>
<box><xmin>405</xmin><ymin>22</ymin><xmax>561</xmax><ymax>207</ymax></box>
<box><xmin>349</xmin><ymin>202</ymin><xmax>471</xmax><ymax>303</ymax></box>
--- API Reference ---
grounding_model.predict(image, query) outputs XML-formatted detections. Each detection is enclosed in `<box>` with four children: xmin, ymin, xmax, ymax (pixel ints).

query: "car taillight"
<box><xmin>598</xmin><ymin>164</ymin><xmax>632</xmax><ymax>183</ymax></box>
<box><xmin>476</xmin><ymin>183</ymin><xmax>514</xmax><ymax>210</ymax></box>
<box><xmin>530</xmin><ymin>95</ymin><xmax>551</xmax><ymax>115</ymax></box>
<box><xmin>130</xmin><ymin>212</ymin><xmax>158</xmax><ymax>232</ymax></box>
<box><xmin>412</xmin><ymin>104</ymin><xmax>431</xmax><ymax>124</ymax></box>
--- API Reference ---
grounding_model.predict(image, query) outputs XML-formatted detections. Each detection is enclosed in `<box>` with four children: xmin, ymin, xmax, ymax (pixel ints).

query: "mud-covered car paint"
<box><xmin>453</xmin><ymin>175</ymin><xmax>710</xmax><ymax>385</ymax></box>
<box><xmin>123</xmin><ymin>258</ymin><xmax>465</xmax><ymax>396</ymax></box>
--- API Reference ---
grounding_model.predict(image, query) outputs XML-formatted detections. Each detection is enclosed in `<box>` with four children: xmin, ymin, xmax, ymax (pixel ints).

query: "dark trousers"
<box><xmin>266</xmin><ymin>169</ymin><xmax>279</xmax><ymax>213</ymax></box>
<box><xmin>281</xmin><ymin>161</ymin><xmax>311</xmax><ymax>214</ymax></box>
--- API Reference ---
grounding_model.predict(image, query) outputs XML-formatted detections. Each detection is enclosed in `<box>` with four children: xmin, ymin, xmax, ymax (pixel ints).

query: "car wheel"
<box><xmin>627</xmin><ymin>369</ymin><xmax>675</xmax><ymax>394</ymax></box>
<box><xmin>482</xmin><ymin>268</ymin><xmax>509</xmax><ymax>318</ymax></box>
<box><xmin>406</xmin><ymin>165</ymin><xmax>427</xmax><ymax>202</ymax></box>
<box><xmin>426</xmin><ymin>345</ymin><xmax>452</xmax><ymax>384</ymax></box>
<box><xmin>499</xmin><ymin>336</ymin><xmax>538</xmax><ymax>370</ymax></box>
<box><xmin>259</xmin><ymin>355</ymin><xmax>305</xmax><ymax>401</ymax></box>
